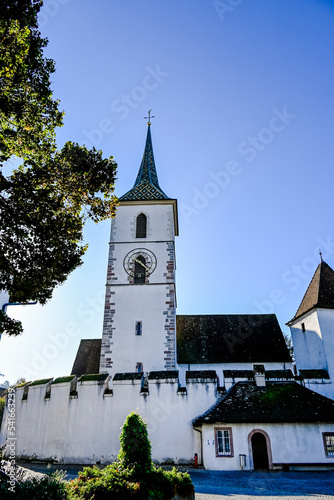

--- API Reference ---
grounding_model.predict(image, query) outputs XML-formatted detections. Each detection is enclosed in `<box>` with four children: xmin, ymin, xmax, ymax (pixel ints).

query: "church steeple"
<box><xmin>288</xmin><ymin>259</ymin><xmax>334</xmax><ymax>323</ymax></box>
<box><xmin>119</xmin><ymin>121</ymin><xmax>169</xmax><ymax>202</ymax></box>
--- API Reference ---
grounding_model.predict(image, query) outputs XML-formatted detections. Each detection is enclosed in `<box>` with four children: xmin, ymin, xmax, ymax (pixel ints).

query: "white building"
<box><xmin>1</xmin><ymin>122</ymin><xmax>334</xmax><ymax>470</ymax></box>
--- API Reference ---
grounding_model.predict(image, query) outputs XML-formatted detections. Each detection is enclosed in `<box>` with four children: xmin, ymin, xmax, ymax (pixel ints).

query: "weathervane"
<box><xmin>144</xmin><ymin>110</ymin><xmax>155</xmax><ymax>125</ymax></box>
<box><xmin>320</xmin><ymin>249</ymin><xmax>323</xmax><ymax>262</ymax></box>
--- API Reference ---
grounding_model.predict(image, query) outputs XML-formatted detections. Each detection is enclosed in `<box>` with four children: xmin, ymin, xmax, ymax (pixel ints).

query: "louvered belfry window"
<box><xmin>136</xmin><ymin>213</ymin><xmax>147</xmax><ymax>238</ymax></box>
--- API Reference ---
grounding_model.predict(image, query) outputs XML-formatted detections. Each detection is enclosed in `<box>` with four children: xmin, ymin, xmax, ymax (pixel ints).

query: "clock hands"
<box><xmin>132</xmin><ymin>256</ymin><xmax>150</xmax><ymax>272</ymax></box>
<box><xmin>124</xmin><ymin>248</ymin><xmax>157</xmax><ymax>278</ymax></box>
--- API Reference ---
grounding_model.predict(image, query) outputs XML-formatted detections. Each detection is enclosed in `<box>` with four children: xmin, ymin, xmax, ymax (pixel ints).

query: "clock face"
<box><xmin>123</xmin><ymin>248</ymin><xmax>157</xmax><ymax>278</ymax></box>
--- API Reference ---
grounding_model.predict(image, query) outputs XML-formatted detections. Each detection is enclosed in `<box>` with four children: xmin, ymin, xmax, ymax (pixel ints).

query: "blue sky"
<box><xmin>1</xmin><ymin>0</ymin><xmax>334</xmax><ymax>384</ymax></box>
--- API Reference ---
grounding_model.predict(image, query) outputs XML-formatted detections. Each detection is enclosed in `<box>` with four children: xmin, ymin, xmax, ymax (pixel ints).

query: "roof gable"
<box><xmin>289</xmin><ymin>260</ymin><xmax>334</xmax><ymax>322</ymax></box>
<box><xmin>177</xmin><ymin>314</ymin><xmax>291</xmax><ymax>364</ymax></box>
<box><xmin>71</xmin><ymin>339</ymin><xmax>101</xmax><ymax>376</ymax></box>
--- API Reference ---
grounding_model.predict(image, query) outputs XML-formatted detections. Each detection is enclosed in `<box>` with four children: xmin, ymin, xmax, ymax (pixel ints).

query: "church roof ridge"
<box><xmin>119</xmin><ymin>123</ymin><xmax>170</xmax><ymax>202</ymax></box>
<box><xmin>288</xmin><ymin>260</ymin><xmax>334</xmax><ymax>323</ymax></box>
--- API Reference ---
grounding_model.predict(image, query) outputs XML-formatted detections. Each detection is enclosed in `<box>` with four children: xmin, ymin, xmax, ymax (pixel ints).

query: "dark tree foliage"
<box><xmin>118</xmin><ymin>412</ymin><xmax>152</xmax><ymax>476</ymax></box>
<box><xmin>0</xmin><ymin>1</ymin><xmax>118</xmax><ymax>336</ymax></box>
<box><xmin>0</xmin><ymin>0</ymin><xmax>62</xmax><ymax>163</ymax></box>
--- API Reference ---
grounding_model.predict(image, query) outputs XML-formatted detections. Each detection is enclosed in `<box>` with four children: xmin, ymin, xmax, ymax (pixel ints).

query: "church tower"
<box><xmin>287</xmin><ymin>258</ymin><xmax>334</xmax><ymax>400</ymax></box>
<box><xmin>99</xmin><ymin>118</ymin><xmax>179</xmax><ymax>377</ymax></box>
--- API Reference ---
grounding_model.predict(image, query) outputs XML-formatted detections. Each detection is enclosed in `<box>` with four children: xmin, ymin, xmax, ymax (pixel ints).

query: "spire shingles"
<box><xmin>119</xmin><ymin>124</ymin><xmax>169</xmax><ymax>201</ymax></box>
<box><xmin>289</xmin><ymin>260</ymin><xmax>334</xmax><ymax>322</ymax></box>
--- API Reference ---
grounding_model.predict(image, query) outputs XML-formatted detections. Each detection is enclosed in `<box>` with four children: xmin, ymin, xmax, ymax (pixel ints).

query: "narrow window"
<box><xmin>134</xmin><ymin>255</ymin><xmax>146</xmax><ymax>284</ymax></box>
<box><xmin>136</xmin><ymin>362</ymin><xmax>143</xmax><ymax>373</ymax></box>
<box><xmin>136</xmin><ymin>213</ymin><xmax>147</xmax><ymax>238</ymax></box>
<box><xmin>301</xmin><ymin>323</ymin><xmax>306</xmax><ymax>332</ymax></box>
<box><xmin>135</xmin><ymin>321</ymin><xmax>142</xmax><ymax>336</ymax></box>
<box><xmin>215</xmin><ymin>427</ymin><xmax>233</xmax><ymax>457</ymax></box>
<box><xmin>323</xmin><ymin>433</ymin><xmax>334</xmax><ymax>457</ymax></box>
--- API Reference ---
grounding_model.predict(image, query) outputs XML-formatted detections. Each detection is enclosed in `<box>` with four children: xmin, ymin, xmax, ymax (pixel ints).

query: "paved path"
<box><xmin>189</xmin><ymin>470</ymin><xmax>334</xmax><ymax>499</ymax></box>
<box><xmin>17</xmin><ymin>463</ymin><xmax>334</xmax><ymax>499</ymax></box>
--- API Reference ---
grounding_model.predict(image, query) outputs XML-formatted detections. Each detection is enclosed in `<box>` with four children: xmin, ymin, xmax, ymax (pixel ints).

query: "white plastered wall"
<box><xmin>201</xmin><ymin>422</ymin><xmax>334</xmax><ymax>471</ymax></box>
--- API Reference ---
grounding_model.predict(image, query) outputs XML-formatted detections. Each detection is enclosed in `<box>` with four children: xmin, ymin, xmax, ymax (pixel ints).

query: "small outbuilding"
<box><xmin>193</xmin><ymin>379</ymin><xmax>334</xmax><ymax>471</ymax></box>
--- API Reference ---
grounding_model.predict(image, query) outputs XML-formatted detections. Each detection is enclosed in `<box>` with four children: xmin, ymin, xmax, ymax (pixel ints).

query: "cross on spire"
<box><xmin>320</xmin><ymin>249</ymin><xmax>323</xmax><ymax>262</ymax></box>
<box><xmin>144</xmin><ymin>110</ymin><xmax>155</xmax><ymax>125</ymax></box>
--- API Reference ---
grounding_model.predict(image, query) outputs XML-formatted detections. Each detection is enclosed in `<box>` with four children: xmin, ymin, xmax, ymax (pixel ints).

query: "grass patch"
<box><xmin>30</xmin><ymin>378</ymin><xmax>53</xmax><ymax>386</ymax></box>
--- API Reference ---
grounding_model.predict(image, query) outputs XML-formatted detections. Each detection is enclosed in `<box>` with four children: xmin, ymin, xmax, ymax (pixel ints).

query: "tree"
<box><xmin>0</xmin><ymin>1</ymin><xmax>117</xmax><ymax>336</ymax></box>
<box><xmin>283</xmin><ymin>332</ymin><xmax>295</xmax><ymax>364</ymax></box>
<box><xmin>118</xmin><ymin>411</ymin><xmax>152</xmax><ymax>475</ymax></box>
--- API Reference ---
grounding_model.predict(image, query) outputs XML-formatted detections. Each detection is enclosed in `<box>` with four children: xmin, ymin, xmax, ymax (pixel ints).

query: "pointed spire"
<box><xmin>288</xmin><ymin>260</ymin><xmax>334</xmax><ymax>322</ymax></box>
<box><xmin>119</xmin><ymin>119</ymin><xmax>169</xmax><ymax>202</ymax></box>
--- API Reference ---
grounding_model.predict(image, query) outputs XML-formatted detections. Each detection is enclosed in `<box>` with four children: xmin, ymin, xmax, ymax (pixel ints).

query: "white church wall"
<box><xmin>100</xmin><ymin>201</ymin><xmax>177</xmax><ymax>376</ymax></box>
<box><xmin>318</xmin><ymin>309</ymin><xmax>334</xmax><ymax>384</ymax></box>
<box><xmin>302</xmin><ymin>380</ymin><xmax>334</xmax><ymax>400</ymax></box>
<box><xmin>290</xmin><ymin>310</ymin><xmax>327</xmax><ymax>372</ymax></box>
<box><xmin>111</xmin><ymin>204</ymin><xmax>175</xmax><ymax>243</ymax></box>
<box><xmin>1</xmin><ymin>375</ymin><xmax>219</xmax><ymax>465</ymax></box>
<box><xmin>107</xmin><ymin>285</ymin><xmax>175</xmax><ymax>375</ymax></box>
<box><xmin>201</xmin><ymin>422</ymin><xmax>334</xmax><ymax>471</ymax></box>
<box><xmin>110</xmin><ymin>241</ymin><xmax>174</xmax><ymax>286</ymax></box>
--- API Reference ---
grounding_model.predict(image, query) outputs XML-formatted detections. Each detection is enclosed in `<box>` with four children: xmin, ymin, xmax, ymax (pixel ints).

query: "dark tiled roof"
<box><xmin>289</xmin><ymin>260</ymin><xmax>334</xmax><ymax>322</ymax></box>
<box><xmin>148</xmin><ymin>371</ymin><xmax>178</xmax><ymax>380</ymax></box>
<box><xmin>79</xmin><ymin>373</ymin><xmax>108</xmax><ymax>382</ymax></box>
<box><xmin>265</xmin><ymin>369</ymin><xmax>294</xmax><ymax>379</ymax></box>
<box><xmin>186</xmin><ymin>370</ymin><xmax>217</xmax><ymax>380</ymax></box>
<box><xmin>71</xmin><ymin>339</ymin><xmax>101</xmax><ymax>376</ymax></box>
<box><xmin>223</xmin><ymin>370</ymin><xmax>294</xmax><ymax>380</ymax></box>
<box><xmin>223</xmin><ymin>370</ymin><xmax>254</xmax><ymax>379</ymax></box>
<box><xmin>177</xmin><ymin>314</ymin><xmax>291</xmax><ymax>364</ymax></box>
<box><xmin>119</xmin><ymin>124</ymin><xmax>169</xmax><ymax>202</ymax></box>
<box><xmin>299</xmin><ymin>369</ymin><xmax>330</xmax><ymax>380</ymax></box>
<box><xmin>113</xmin><ymin>372</ymin><xmax>143</xmax><ymax>381</ymax></box>
<box><xmin>193</xmin><ymin>381</ymin><xmax>334</xmax><ymax>426</ymax></box>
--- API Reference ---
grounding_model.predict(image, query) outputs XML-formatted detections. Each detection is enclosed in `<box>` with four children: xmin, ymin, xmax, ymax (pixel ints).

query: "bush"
<box><xmin>118</xmin><ymin>411</ymin><xmax>152</xmax><ymax>476</ymax></box>
<box><xmin>66</xmin><ymin>464</ymin><xmax>193</xmax><ymax>500</ymax></box>
<box><xmin>0</xmin><ymin>470</ymin><xmax>67</xmax><ymax>499</ymax></box>
<box><xmin>67</xmin><ymin>412</ymin><xmax>194</xmax><ymax>500</ymax></box>
<box><xmin>0</xmin><ymin>412</ymin><xmax>194</xmax><ymax>500</ymax></box>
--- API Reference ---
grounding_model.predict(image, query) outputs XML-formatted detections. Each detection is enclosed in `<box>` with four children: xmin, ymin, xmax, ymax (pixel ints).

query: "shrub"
<box><xmin>67</xmin><ymin>412</ymin><xmax>194</xmax><ymax>499</ymax></box>
<box><xmin>118</xmin><ymin>411</ymin><xmax>152</xmax><ymax>476</ymax></box>
<box><xmin>0</xmin><ymin>470</ymin><xmax>67</xmax><ymax>499</ymax></box>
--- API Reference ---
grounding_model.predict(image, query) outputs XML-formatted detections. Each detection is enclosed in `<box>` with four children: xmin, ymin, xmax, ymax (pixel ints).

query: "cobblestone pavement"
<box><xmin>189</xmin><ymin>470</ymin><xmax>334</xmax><ymax>499</ymax></box>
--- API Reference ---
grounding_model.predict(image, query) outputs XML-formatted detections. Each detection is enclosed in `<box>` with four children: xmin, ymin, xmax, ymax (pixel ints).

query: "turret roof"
<box><xmin>119</xmin><ymin>123</ymin><xmax>169</xmax><ymax>202</ymax></box>
<box><xmin>288</xmin><ymin>260</ymin><xmax>334</xmax><ymax>323</ymax></box>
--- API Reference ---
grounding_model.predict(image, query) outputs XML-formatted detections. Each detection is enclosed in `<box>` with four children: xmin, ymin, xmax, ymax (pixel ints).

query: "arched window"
<box><xmin>134</xmin><ymin>255</ymin><xmax>146</xmax><ymax>284</ymax></box>
<box><xmin>136</xmin><ymin>213</ymin><xmax>147</xmax><ymax>238</ymax></box>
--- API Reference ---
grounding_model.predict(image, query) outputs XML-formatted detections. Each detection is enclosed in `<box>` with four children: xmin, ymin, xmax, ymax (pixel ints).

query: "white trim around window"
<box><xmin>214</xmin><ymin>427</ymin><xmax>234</xmax><ymax>457</ymax></box>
